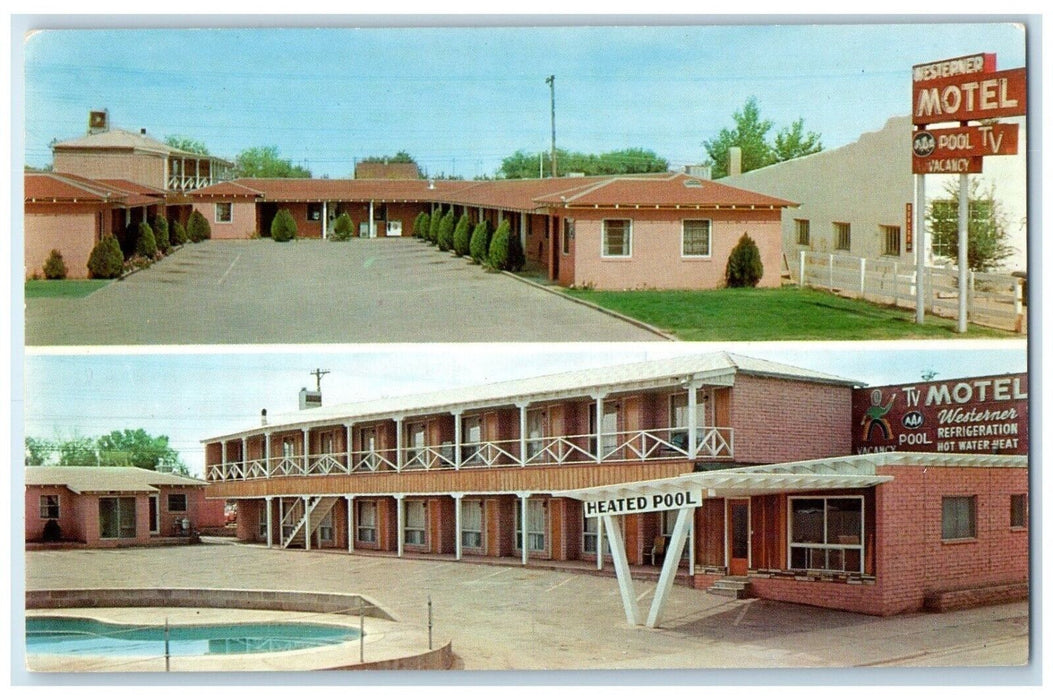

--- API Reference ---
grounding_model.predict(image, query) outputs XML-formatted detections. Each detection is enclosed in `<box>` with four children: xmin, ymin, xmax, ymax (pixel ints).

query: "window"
<box><xmin>942</xmin><ymin>496</ymin><xmax>976</xmax><ymax>540</ymax></box>
<box><xmin>589</xmin><ymin>403</ymin><xmax>619</xmax><ymax>459</ymax></box>
<box><xmin>39</xmin><ymin>495</ymin><xmax>59</xmax><ymax>520</ymax></box>
<box><xmin>356</xmin><ymin>500</ymin><xmax>377</xmax><ymax>543</ymax></box>
<box><xmin>307</xmin><ymin>203</ymin><xmax>323</xmax><ymax>221</ymax></box>
<box><xmin>99</xmin><ymin>497</ymin><xmax>137</xmax><ymax>539</ymax></box>
<box><xmin>515</xmin><ymin>499</ymin><xmax>546</xmax><ymax>552</ymax></box>
<box><xmin>789</xmin><ymin>497</ymin><xmax>863</xmax><ymax>572</ymax></box>
<box><xmin>881</xmin><ymin>225</ymin><xmax>901</xmax><ymax>256</ymax></box>
<box><xmin>602</xmin><ymin>219</ymin><xmax>632</xmax><ymax>257</ymax></box>
<box><xmin>669</xmin><ymin>392</ymin><xmax>706</xmax><ymax>452</ymax></box>
<box><xmin>795</xmin><ymin>219</ymin><xmax>810</xmax><ymax>246</ymax></box>
<box><xmin>404</xmin><ymin>500</ymin><xmax>427</xmax><ymax>546</ymax></box>
<box><xmin>282</xmin><ymin>437</ymin><xmax>296</xmax><ymax>459</ymax></box>
<box><xmin>582</xmin><ymin>513</ymin><xmax>611</xmax><ymax>555</ymax></box>
<box><xmin>406</xmin><ymin>422</ymin><xmax>427</xmax><ymax>468</ymax></box>
<box><xmin>258</xmin><ymin>503</ymin><xmax>269</xmax><ymax>538</ymax></box>
<box><xmin>682</xmin><ymin>220</ymin><xmax>712</xmax><ymax>257</ymax></box>
<box><xmin>215</xmin><ymin>202</ymin><xmax>233</xmax><ymax>223</ymax></box>
<box><xmin>1010</xmin><ymin>494</ymin><xmax>1027</xmax><ymax>528</ymax></box>
<box><xmin>461</xmin><ymin>499</ymin><xmax>484</xmax><ymax>549</ymax></box>
<box><xmin>361</xmin><ymin>427</ymin><xmax>378</xmax><ymax>470</ymax></box>
<box><xmin>462</xmin><ymin>416</ymin><xmax>483</xmax><ymax>465</ymax></box>
<box><xmin>562</xmin><ymin>218</ymin><xmax>574</xmax><ymax>256</ymax></box>
<box><xmin>167</xmin><ymin>494</ymin><xmax>187</xmax><ymax>512</ymax></box>
<box><xmin>526</xmin><ymin>409</ymin><xmax>546</xmax><ymax>462</ymax></box>
<box><xmin>834</xmin><ymin>222</ymin><xmax>851</xmax><ymax>251</ymax></box>
<box><xmin>318</xmin><ymin>511</ymin><xmax>334</xmax><ymax>542</ymax></box>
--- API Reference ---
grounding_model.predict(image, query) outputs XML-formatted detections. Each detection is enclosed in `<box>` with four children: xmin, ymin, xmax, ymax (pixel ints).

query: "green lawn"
<box><xmin>563</xmin><ymin>286</ymin><xmax>1015</xmax><ymax>340</ymax></box>
<box><xmin>25</xmin><ymin>279</ymin><xmax>111</xmax><ymax>299</ymax></box>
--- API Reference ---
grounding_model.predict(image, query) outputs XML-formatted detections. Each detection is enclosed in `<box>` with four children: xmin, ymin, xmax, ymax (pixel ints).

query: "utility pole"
<box><xmin>310</xmin><ymin>368</ymin><xmax>330</xmax><ymax>392</ymax></box>
<box><xmin>546</xmin><ymin>75</ymin><xmax>557</xmax><ymax>178</ymax></box>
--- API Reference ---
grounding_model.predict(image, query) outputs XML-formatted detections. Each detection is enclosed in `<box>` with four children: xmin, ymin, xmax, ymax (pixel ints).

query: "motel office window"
<box><xmin>1010</xmin><ymin>494</ymin><xmax>1028</xmax><ymax>528</ymax></box>
<box><xmin>215</xmin><ymin>202</ymin><xmax>233</xmax><ymax>223</ymax></box>
<box><xmin>942</xmin><ymin>496</ymin><xmax>976</xmax><ymax>540</ymax></box>
<box><xmin>99</xmin><ymin>497</ymin><xmax>137</xmax><ymax>539</ymax></box>
<box><xmin>356</xmin><ymin>500</ymin><xmax>377</xmax><ymax>543</ymax></box>
<box><xmin>404</xmin><ymin>500</ymin><xmax>427</xmax><ymax>546</ymax></box>
<box><xmin>515</xmin><ymin>499</ymin><xmax>547</xmax><ymax>553</ymax></box>
<box><xmin>307</xmin><ymin>203</ymin><xmax>323</xmax><ymax>221</ymax></box>
<box><xmin>789</xmin><ymin>497</ymin><xmax>863</xmax><ymax>572</ymax></box>
<box><xmin>881</xmin><ymin>225</ymin><xmax>902</xmax><ymax>256</ymax></box>
<box><xmin>40</xmin><ymin>495</ymin><xmax>60</xmax><ymax>520</ymax></box>
<box><xmin>167</xmin><ymin>494</ymin><xmax>187</xmax><ymax>512</ymax></box>
<box><xmin>834</xmin><ymin>222</ymin><xmax>851</xmax><ymax>251</ymax></box>
<box><xmin>795</xmin><ymin>219</ymin><xmax>810</xmax><ymax>246</ymax></box>
<box><xmin>461</xmin><ymin>499</ymin><xmax>484</xmax><ymax>549</ymax></box>
<box><xmin>602</xmin><ymin>219</ymin><xmax>632</xmax><ymax>257</ymax></box>
<box><xmin>682</xmin><ymin>220</ymin><xmax>712</xmax><ymax>257</ymax></box>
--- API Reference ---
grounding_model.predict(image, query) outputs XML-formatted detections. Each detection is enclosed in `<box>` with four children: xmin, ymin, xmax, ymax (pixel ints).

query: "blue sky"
<box><xmin>21</xmin><ymin>343</ymin><xmax>1028</xmax><ymax>476</ymax></box>
<box><xmin>21</xmin><ymin>21</ymin><xmax>1028</xmax><ymax>178</ymax></box>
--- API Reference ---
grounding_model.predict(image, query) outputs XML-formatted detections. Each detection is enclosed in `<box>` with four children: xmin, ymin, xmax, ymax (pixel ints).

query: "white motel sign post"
<box><xmin>911</xmin><ymin>54</ymin><xmax>1026</xmax><ymax>332</ymax></box>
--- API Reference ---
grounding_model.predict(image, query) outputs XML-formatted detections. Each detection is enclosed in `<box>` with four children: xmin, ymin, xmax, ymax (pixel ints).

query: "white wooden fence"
<box><xmin>795</xmin><ymin>251</ymin><xmax>1025</xmax><ymax>333</ymax></box>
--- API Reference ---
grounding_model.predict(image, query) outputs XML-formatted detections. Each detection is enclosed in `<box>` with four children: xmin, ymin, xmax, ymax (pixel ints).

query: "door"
<box><xmin>149</xmin><ymin>495</ymin><xmax>160</xmax><ymax>534</ymax></box>
<box><xmin>727</xmin><ymin>499</ymin><xmax>750</xmax><ymax>576</ymax></box>
<box><xmin>386</xmin><ymin>220</ymin><xmax>402</xmax><ymax>237</ymax></box>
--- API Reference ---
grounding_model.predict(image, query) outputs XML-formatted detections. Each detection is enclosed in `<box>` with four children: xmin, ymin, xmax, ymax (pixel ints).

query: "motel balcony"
<box><xmin>166</xmin><ymin>155</ymin><xmax>234</xmax><ymax>192</ymax></box>
<box><xmin>204</xmin><ymin>425</ymin><xmax>734</xmax><ymax>483</ymax></box>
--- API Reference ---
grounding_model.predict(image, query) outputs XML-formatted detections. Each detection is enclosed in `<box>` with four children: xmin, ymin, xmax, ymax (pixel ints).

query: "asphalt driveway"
<box><xmin>24</xmin><ymin>239</ymin><xmax>667</xmax><ymax>345</ymax></box>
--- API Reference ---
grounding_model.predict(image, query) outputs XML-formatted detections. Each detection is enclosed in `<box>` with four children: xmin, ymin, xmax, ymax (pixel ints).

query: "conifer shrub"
<box><xmin>488</xmin><ymin>220</ymin><xmax>525</xmax><ymax>271</ymax></box>
<box><xmin>725</xmin><ymin>233</ymin><xmax>764</xmax><ymax>287</ymax></box>
<box><xmin>152</xmin><ymin>214</ymin><xmax>170</xmax><ymax>253</ymax></box>
<box><xmin>187</xmin><ymin>210</ymin><xmax>211</xmax><ymax>243</ymax></box>
<box><xmin>428</xmin><ymin>208</ymin><xmax>443</xmax><ymax>244</ymax></box>
<box><xmin>437</xmin><ymin>209</ymin><xmax>456</xmax><ymax>252</ymax></box>
<box><xmin>135</xmin><ymin>221</ymin><xmax>157</xmax><ymax>258</ymax></box>
<box><xmin>452</xmin><ymin>214</ymin><xmax>472</xmax><ymax>257</ymax></box>
<box><xmin>469</xmin><ymin>220</ymin><xmax>491</xmax><ymax>264</ymax></box>
<box><xmin>412</xmin><ymin>211</ymin><xmax>429</xmax><ymax>238</ymax></box>
<box><xmin>87</xmin><ymin>235</ymin><xmax>125</xmax><ymax>279</ymax></box>
<box><xmin>171</xmin><ymin>220</ymin><xmax>188</xmax><ymax>246</ymax></box>
<box><xmin>43</xmin><ymin>249</ymin><xmax>68</xmax><ymax>280</ymax></box>
<box><xmin>330</xmin><ymin>212</ymin><xmax>354</xmax><ymax>241</ymax></box>
<box><xmin>271</xmin><ymin>208</ymin><xmax>298</xmax><ymax>242</ymax></box>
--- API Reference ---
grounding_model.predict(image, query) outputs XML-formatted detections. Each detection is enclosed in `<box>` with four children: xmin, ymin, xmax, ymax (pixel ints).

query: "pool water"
<box><xmin>27</xmin><ymin>616</ymin><xmax>361</xmax><ymax>657</ymax></box>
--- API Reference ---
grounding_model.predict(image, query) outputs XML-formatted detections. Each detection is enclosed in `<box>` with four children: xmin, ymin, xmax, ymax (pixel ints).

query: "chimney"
<box><xmin>260</xmin><ymin>408</ymin><xmax>268</xmax><ymax>427</ymax></box>
<box><xmin>140</xmin><ymin>128</ymin><xmax>147</xmax><ymax>136</ymax></box>
<box><xmin>728</xmin><ymin>147</ymin><xmax>742</xmax><ymax>177</ymax></box>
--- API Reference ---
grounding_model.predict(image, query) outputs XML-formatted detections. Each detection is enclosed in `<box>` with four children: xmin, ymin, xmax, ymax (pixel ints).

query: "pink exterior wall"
<box><xmin>192</xmin><ymin>200</ymin><xmax>259</xmax><ymax>240</ymax></box>
<box><xmin>54</xmin><ymin>150</ymin><xmax>166</xmax><ymax>191</ymax></box>
<box><xmin>567</xmin><ymin>209</ymin><xmax>783</xmax><ymax>290</ymax></box>
<box><xmin>24</xmin><ymin>204</ymin><xmax>106</xmax><ymax>279</ymax></box>
<box><xmin>730</xmin><ymin>374</ymin><xmax>853</xmax><ymax>464</ymax></box>
<box><xmin>25</xmin><ymin>487</ymin><xmax>82</xmax><ymax>542</ymax></box>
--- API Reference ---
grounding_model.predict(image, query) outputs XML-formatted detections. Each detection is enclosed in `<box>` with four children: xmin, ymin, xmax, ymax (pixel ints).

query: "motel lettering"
<box><xmin>584</xmin><ymin>490</ymin><xmax>701</xmax><ymax>517</ymax></box>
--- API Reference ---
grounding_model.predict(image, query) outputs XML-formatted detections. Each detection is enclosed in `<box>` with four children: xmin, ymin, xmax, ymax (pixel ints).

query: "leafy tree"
<box><xmin>171</xmin><ymin>219</ymin><xmax>188</xmax><ymax>246</ymax></box>
<box><xmin>928</xmin><ymin>180</ymin><xmax>1015</xmax><ymax>272</ymax></box>
<box><xmin>271</xmin><ymin>207</ymin><xmax>298</xmax><ymax>242</ymax></box>
<box><xmin>151</xmin><ymin>215</ymin><xmax>170</xmax><ymax>254</ymax></box>
<box><xmin>25</xmin><ymin>437</ymin><xmax>53</xmax><ymax>465</ymax></box>
<box><xmin>361</xmin><ymin>150</ymin><xmax>417</xmax><ymax>163</ymax></box>
<box><xmin>43</xmin><ymin>249</ymin><xmax>67</xmax><ymax>280</ymax></box>
<box><xmin>498</xmin><ymin>147</ymin><xmax>669</xmax><ymax>179</ymax></box>
<box><xmin>469</xmin><ymin>220</ymin><xmax>492</xmax><ymax>264</ymax></box>
<box><xmin>235</xmin><ymin>146</ymin><xmax>311</xmax><ymax>178</ymax></box>
<box><xmin>704</xmin><ymin>97</ymin><xmax>824</xmax><ymax>178</ymax></box>
<box><xmin>135</xmin><ymin>221</ymin><xmax>157</xmax><ymax>258</ymax></box>
<box><xmin>488</xmin><ymin>219</ymin><xmax>525</xmax><ymax>271</ymax></box>
<box><xmin>87</xmin><ymin>235</ymin><xmax>125</xmax><ymax>279</ymax></box>
<box><xmin>58</xmin><ymin>436</ymin><xmax>99</xmax><ymax>466</ymax></box>
<box><xmin>187</xmin><ymin>210</ymin><xmax>211</xmax><ymax>243</ymax></box>
<box><xmin>772</xmin><ymin>118</ymin><xmax>823</xmax><ymax>163</ymax></box>
<box><xmin>330</xmin><ymin>212</ymin><xmax>354</xmax><ymax>241</ymax></box>
<box><xmin>96</xmin><ymin>429</ymin><xmax>187</xmax><ymax>473</ymax></box>
<box><xmin>452</xmin><ymin>214</ymin><xmax>473</xmax><ymax>257</ymax></box>
<box><xmin>164</xmin><ymin>135</ymin><xmax>210</xmax><ymax>155</ymax></box>
<box><xmin>437</xmin><ymin>209</ymin><xmax>456</xmax><ymax>252</ymax></box>
<box><xmin>725</xmin><ymin>233</ymin><xmax>764</xmax><ymax>287</ymax></box>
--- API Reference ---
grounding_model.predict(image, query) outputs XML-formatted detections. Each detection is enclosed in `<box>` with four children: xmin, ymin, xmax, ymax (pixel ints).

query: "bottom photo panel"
<box><xmin>21</xmin><ymin>342</ymin><xmax>1029</xmax><ymax>676</ymax></box>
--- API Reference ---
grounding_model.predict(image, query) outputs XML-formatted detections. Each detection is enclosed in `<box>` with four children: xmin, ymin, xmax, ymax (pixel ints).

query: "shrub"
<box><xmin>452</xmin><ymin>214</ymin><xmax>472</xmax><ymax>257</ymax></box>
<box><xmin>437</xmin><ymin>209</ymin><xmax>456</xmax><ymax>252</ymax></box>
<box><xmin>330</xmin><ymin>212</ymin><xmax>354</xmax><ymax>241</ymax></box>
<box><xmin>152</xmin><ymin>215</ymin><xmax>170</xmax><ymax>253</ymax></box>
<box><xmin>171</xmin><ymin>220</ymin><xmax>188</xmax><ymax>246</ymax></box>
<box><xmin>412</xmin><ymin>211</ymin><xmax>429</xmax><ymax>238</ymax></box>
<box><xmin>187</xmin><ymin>210</ymin><xmax>211</xmax><ymax>243</ymax></box>
<box><xmin>135</xmin><ymin>221</ymin><xmax>157</xmax><ymax>258</ymax></box>
<box><xmin>725</xmin><ymin>233</ymin><xmax>764</xmax><ymax>287</ymax></box>
<box><xmin>469</xmin><ymin>220</ymin><xmax>492</xmax><ymax>264</ymax></box>
<box><xmin>43</xmin><ymin>249</ymin><xmax>67</xmax><ymax>280</ymax></box>
<box><xmin>87</xmin><ymin>235</ymin><xmax>125</xmax><ymax>279</ymax></box>
<box><xmin>271</xmin><ymin>208</ymin><xmax>298</xmax><ymax>242</ymax></box>
<box><xmin>427</xmin><ymin>208</ymin><xmax>443</xmax><ymax>244</ymax></box>
<box><xmin>488</xmin><ymin>219</ymin><xmax>525</xmax><ymax>272</ymax></box>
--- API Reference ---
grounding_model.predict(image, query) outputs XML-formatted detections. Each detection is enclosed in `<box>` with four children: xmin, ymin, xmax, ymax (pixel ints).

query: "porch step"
<box><xmin>707</xmin><ymin>576</ymin><xmax>753</xmax><ymax>599</ymax></box>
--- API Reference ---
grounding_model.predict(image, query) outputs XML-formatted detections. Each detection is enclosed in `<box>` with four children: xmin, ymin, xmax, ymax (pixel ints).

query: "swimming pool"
<box><xmin>27</xmin><ymin>616</ymin><xmax>361</xmax><ymax>657</ymax></box>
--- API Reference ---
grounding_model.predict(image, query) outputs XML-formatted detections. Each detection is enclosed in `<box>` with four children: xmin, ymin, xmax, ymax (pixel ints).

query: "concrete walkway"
<box><xmin>25</xmin><ymin>239</ymin><xmax>668</xmax><ymax>345</ymax></box>
<box><xmin>22</xmin><ymin>541</ymin><xmax>1031</xmax><ymax>676</ymax></box>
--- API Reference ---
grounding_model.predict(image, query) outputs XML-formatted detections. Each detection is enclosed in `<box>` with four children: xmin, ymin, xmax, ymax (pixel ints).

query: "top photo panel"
<box><xmin>22</xmin><ymin>22</ymin><xmax>1029</xmax><ymax>345</ymax></box>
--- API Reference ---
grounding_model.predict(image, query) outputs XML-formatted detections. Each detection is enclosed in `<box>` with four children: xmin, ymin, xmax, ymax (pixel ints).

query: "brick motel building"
<box><xmin>202</xmin><ymin>353</ymin><xmax>1028</xmax><ymax>622</ymax></box>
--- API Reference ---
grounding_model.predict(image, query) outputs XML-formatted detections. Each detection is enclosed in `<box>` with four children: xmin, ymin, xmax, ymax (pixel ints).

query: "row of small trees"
<box><xmin>84</xmin><ymin>210</ymin><xmax>212</xmax><ymax>279</ymax></box>
<box><xmin>412</xmin><ymin>209</ymin><xmax>525</xmax><ymax>271</ymax></box>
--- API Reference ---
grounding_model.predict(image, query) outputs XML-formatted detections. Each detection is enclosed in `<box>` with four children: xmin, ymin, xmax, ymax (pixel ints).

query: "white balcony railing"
<box><xmin>205</xmin><ymin>426</ymin><xmax>733</xmax><ymax>482</ymax></box>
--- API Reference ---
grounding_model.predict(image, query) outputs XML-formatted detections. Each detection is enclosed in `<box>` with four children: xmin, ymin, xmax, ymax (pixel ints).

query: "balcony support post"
<box><xmin>687</xmin><ymin>381</ymin><xmax>700</xmax><ymax>460</ymax></box>
<box><xmin>395</xmin><ymin>494</ymin><xmax>405</xmax><ymax>558</ymax></box>
<box><xmin>395</xmin><ymin>417</ymin><xmax>403</xmax><ymax>471</ymax></box>
<box><xmin>265</xmin><ymin>496</ymin><xmax>273</xmax><ymax>548</ymax></box>
<box><xmin>452</xmin><ymin>493</ymin><xmax>464</xmax><ymax>561</ymax></box>
<box><xmin>453</xmin><ymin>411</ymin><xmax>463</xmax><ymax>470</ymax></box>
<box><xmin>347</xmin><ymin>496</ymin><xmax>355</xmax><ymax>553</ymax></box>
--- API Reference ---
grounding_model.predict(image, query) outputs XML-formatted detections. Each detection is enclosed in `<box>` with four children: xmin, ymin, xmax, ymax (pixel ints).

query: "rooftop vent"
<box><xmin>88</xmin><ymin>109</ymin><xmax>109</xmax><ymax>134</ymax></box>
<box><xmin>684</xmin><ymin>178</ymin><xmax>704</xmax><ymax>188</ymax></box>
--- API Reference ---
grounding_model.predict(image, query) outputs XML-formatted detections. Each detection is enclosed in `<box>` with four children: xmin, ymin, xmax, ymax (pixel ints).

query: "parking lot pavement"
<box><xmin>24</xmin><ymin>239</ymin><xmax>667</xmax><ymax>345</ymax></box>
<box><xmin>22</xmin><ymin>542</ymin><xmax>1031</xmax><ymax>674</ymax></box>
